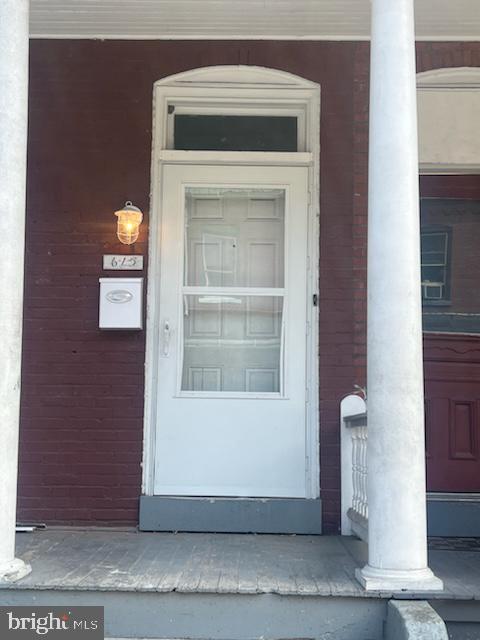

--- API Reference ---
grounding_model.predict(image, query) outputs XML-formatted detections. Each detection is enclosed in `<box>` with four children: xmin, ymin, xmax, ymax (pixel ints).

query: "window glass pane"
<box><xmin>422</xmin><ymin>252</ymin><xmax>447</xmax><ymax>266</ymax></box>
<box><xmin>185</xmin><ymin>187</ymin><xmax>285</xmax><ymax>288</ymax></box>
<box><xmin>181</xmin><ymin>295</ymin><xmax>283</xmax><ymax>393</ymax></box>
<box><xmin>422</xmin><ymin>265</ymin><xmax>446</xmax><ymax>283</ymax></box>
<box><xmin>174</xmin><ymin>115</ymin><xmax>297</xmax><ymax>151</ymax></box>
<box><xmin>421</xmin><ymin>198</ymin><xmax>480</xmax><ymax>334</ymax></box>
<box><xmin>421</xmin><ymin>233</ymin><xmax>447</xmax><ymax>253</ymax></box>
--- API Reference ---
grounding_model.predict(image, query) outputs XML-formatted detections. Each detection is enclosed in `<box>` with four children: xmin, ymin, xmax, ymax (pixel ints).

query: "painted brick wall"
<box><xmin>20</xmin><ymin>40</ymin><xmax>152</xmax><ymax>523</ymax></box>
<box><xmin>352</xmin><ymin>43</ymin><xmax>369</xmax><ymax>389</ymax></box>
<box><xmin>20</xmin><ymin>39</ymin><xmax>479</xmax><ymax>530</ymax></box>
<box><xmin>19</xmin><ymin>41</ymin><xmax>357</xmax><ymax>529</ymax></box>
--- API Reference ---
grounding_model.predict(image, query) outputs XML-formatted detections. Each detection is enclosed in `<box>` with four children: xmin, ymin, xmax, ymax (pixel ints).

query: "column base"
<box><xmin>356</xmin><ymin>565</ymin><xmax>444</xmax><ymax>592</ymax></box>
<box><xmin>0</xmin><ymin>558</ymin><xmax>31</xmax><ymax>583</ymax></box>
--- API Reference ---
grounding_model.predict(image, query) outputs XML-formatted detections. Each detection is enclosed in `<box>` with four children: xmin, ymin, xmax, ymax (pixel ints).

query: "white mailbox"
<box><xmin>99</xmin><ymin>278</ymin><xmax>143</xmax><ymax>330</ymax></box>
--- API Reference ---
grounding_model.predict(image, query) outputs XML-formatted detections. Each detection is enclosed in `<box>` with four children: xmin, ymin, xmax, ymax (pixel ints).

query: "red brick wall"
<box><xmin>19</xmin><ymin>41</ymin><xmax>357</xmax><ymax>529</ymax></box>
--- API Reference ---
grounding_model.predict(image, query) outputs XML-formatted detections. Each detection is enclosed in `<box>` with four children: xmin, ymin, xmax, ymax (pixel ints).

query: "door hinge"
<box><xmin>312</xmin><ymin>293</ymin><xmax>318</xmax><ymax>306</ymax></box>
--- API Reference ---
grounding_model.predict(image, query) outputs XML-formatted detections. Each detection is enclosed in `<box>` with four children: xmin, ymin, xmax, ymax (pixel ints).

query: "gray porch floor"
<box><xmin>4</xmin><ymin>529</ymin><xmax>480</xmax><ymax>600</ymax></box>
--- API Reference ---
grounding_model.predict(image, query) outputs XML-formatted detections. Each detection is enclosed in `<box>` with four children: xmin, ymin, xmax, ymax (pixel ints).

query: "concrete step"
<box><xmin>385</xmin><ymin>601</ymin><xmax>447</xmax><ymax>640</ymax></box>
<box><xmin>3</xmin><ymin>587</ymin><xmax>477</xmax><ymax>639</ymax></box>
<box><xmin>431</xmin><ymin>600</ymin><xmax>480</xmax><ymax>640</ymax></box>
<box><xmin>0</xmin><ymin>589</ymin><xmax>387</xmax><ymax>640</ymax></box>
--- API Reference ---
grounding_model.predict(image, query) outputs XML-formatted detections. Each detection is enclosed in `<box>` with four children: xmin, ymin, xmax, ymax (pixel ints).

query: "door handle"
<box><xmin>161</xmin><ymin>319</ymin><xmax>171</xmax><ymax>357</ymax></box>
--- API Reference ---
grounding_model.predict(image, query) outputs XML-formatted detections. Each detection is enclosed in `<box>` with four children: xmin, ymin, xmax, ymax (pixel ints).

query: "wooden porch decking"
<box><xmin>3</xmin><ymin>529</ymin><xmax>480</xmax><ymax>600</ymax></box>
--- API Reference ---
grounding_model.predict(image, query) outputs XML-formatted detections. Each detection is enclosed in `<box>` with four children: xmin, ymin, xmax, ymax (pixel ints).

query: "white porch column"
<box><xmin>0</xmin><ymin>0</ymin><xmax>31</xmax><ymax>582</ymax></box>
<box><xmin>356</xmin><ymin>0</ymin><xmax>443</xmax><ymax>591</ymax></box>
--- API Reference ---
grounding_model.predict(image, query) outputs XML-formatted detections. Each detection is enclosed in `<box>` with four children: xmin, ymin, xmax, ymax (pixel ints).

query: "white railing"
<box><xmin>340</xmin><ymin>394</ymin><xmax>368</xmax><ymax>542</ymax></box>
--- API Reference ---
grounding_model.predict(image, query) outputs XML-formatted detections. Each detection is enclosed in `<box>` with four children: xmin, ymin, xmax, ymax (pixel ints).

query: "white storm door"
<box><xmin>154</xmin><ymin>164</ymin><xmax>309</xmax><ymax>498</ymax></box>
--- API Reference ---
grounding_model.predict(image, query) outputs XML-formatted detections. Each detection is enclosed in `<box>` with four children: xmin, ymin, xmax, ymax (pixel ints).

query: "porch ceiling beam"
<box><xmin>356</xmin><ymin>0</ymin><xmax>443</xmax><ymax>592</ymax></box>
<box><xmin>28</xmin><ymin>0</ymin><xmax>480</xmax><ymax>41</ymax></box>
<box><xmin>0</xmin><ymin>0</ymin><xmax>32</xmax><ymax>583</ymax></box>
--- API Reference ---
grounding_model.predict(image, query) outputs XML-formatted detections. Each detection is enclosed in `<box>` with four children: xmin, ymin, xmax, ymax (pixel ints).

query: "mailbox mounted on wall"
<box><xmin>99</xmin><ymin>277</ymin><xmax>143</xmax><ymax>330</ymax></box>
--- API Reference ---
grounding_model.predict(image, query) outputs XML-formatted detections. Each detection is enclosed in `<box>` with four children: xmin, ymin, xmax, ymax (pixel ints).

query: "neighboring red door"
<box><xmin>424</xmin><ymin>334</ymin><xmax>480</xmax><ymax>492</ymax></box>
<box><xmin>420</xmin><ymin>177</ymin><xmax>480</xmax><ymax>493</ymax></box>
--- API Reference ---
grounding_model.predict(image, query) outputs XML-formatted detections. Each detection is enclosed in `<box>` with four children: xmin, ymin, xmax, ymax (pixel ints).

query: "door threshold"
<box><xmin>427</xmin><ymin>493</ymin><xmax>480</xmax><ymax>536</ymax></box>
<box><xmin>428</xmin><ymin>492</ymin><xmax>480</xmax><ymax>502</ymax></box>
<box><xmin>139</xmin><ymin>496</ymin><xmax>322</xmax><ymax>534</ymax></box>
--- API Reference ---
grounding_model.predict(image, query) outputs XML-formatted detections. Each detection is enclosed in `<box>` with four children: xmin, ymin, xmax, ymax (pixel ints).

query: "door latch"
<box><xmin>161</xmin><ymin>319</ymin><xmax>171</xmax><ymax>357</ymax></box>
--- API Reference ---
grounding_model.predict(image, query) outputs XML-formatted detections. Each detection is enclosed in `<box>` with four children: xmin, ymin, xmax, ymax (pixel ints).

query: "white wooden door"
<box><xmin>154</xmin><ymin>164</ymin><xmax>309</xmax><ymax>497</ymax></box>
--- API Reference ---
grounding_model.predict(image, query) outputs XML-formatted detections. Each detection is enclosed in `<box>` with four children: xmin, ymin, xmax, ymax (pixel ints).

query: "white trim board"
<box><xmin>142</xmin><ymin>66</ymin><xmax>320</xmax><ymax>500</ymax></box>
<box><xmin>420</xmin><ymin>164</ymin><xmax>480</xmax><ymax>175</ymax></box>
<box><xmin>29</xmin><ymin>35</ymin><xmax>480</xmax><ymax>42</ymax></box>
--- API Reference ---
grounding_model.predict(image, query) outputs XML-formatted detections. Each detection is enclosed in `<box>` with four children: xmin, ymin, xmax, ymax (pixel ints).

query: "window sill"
<box><xmin>422</xmin><ymin>300</ymin><xmax>451</xmax><ymax>307</ymax></box>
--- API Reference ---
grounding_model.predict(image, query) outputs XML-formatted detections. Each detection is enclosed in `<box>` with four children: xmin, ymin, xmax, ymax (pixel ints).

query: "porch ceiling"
<box><xmin>29</xmin><ymin>0</ymin><xmax>480</xmax><ymax>41</ymax></box>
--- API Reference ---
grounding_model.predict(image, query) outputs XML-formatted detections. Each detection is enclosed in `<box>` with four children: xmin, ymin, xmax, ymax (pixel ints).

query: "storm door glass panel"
<box><xmin>185</xmin><ymin>188</ymin><xmax>285</xmax><ymax>288</ymax></box>
<box><xmin>181</xmin><ymin>187</ymin><xmax>286</xmax><ymax>393</ymax></box>
<box><xmin>182</xmin><ymin>295</ymin><xmax>283</xmax><ymax>393</ymax></box>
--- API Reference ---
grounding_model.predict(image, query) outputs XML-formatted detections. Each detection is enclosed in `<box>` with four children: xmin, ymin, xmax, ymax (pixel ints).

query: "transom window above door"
<box><xmin>166</xmin><ymin>104</ymin><xmax>306</xmax><ymax>151</ymax></box>
<box><xmin>173</xmin><ymin>114</ymin><xmax>298</xmax><ymax>151</ymax></box>
<box><xmin>153</xmin><ymin>66</ymin><xmax>319</xmax><ymax>156</ymax></box>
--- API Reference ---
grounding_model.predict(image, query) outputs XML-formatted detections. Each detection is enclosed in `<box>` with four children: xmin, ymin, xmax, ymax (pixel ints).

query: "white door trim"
<box><xmin>142</xmin><ymin>66</ymin><xmax>320</xmax><ymax>500</ymax></box>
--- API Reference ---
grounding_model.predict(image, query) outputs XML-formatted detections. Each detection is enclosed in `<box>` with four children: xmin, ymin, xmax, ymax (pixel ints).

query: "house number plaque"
<box><xmin>103</xmin><ymin>255</ymin><xmax>144</xmax><ymax>270</ymax></box>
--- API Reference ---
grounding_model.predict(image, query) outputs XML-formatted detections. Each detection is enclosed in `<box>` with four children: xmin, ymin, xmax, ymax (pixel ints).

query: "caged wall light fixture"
<box><xmin>114</xmin><ymin>201</ymin><xmax>143</xmax><ymax>245</ymax></box>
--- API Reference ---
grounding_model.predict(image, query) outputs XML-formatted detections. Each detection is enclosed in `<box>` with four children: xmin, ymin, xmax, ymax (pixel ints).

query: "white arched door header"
<box><xmin>417</xmin><ymin>66</ymin><xmax>480</xmax><ymax>89</ymax></box>
<box><xmin>417</xmin><ymin>66</ymin><xmax>480</xmax><ymax>173</ymax></box>
<box><xmin>152</xmin><ymin>65</ymin><xmax>320</xmax><ymax>154</ymax></box>
<box><xmin>154</xmin><ymin>65</ymin><xmax>319</xmax><ymax>89</ymax></box>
